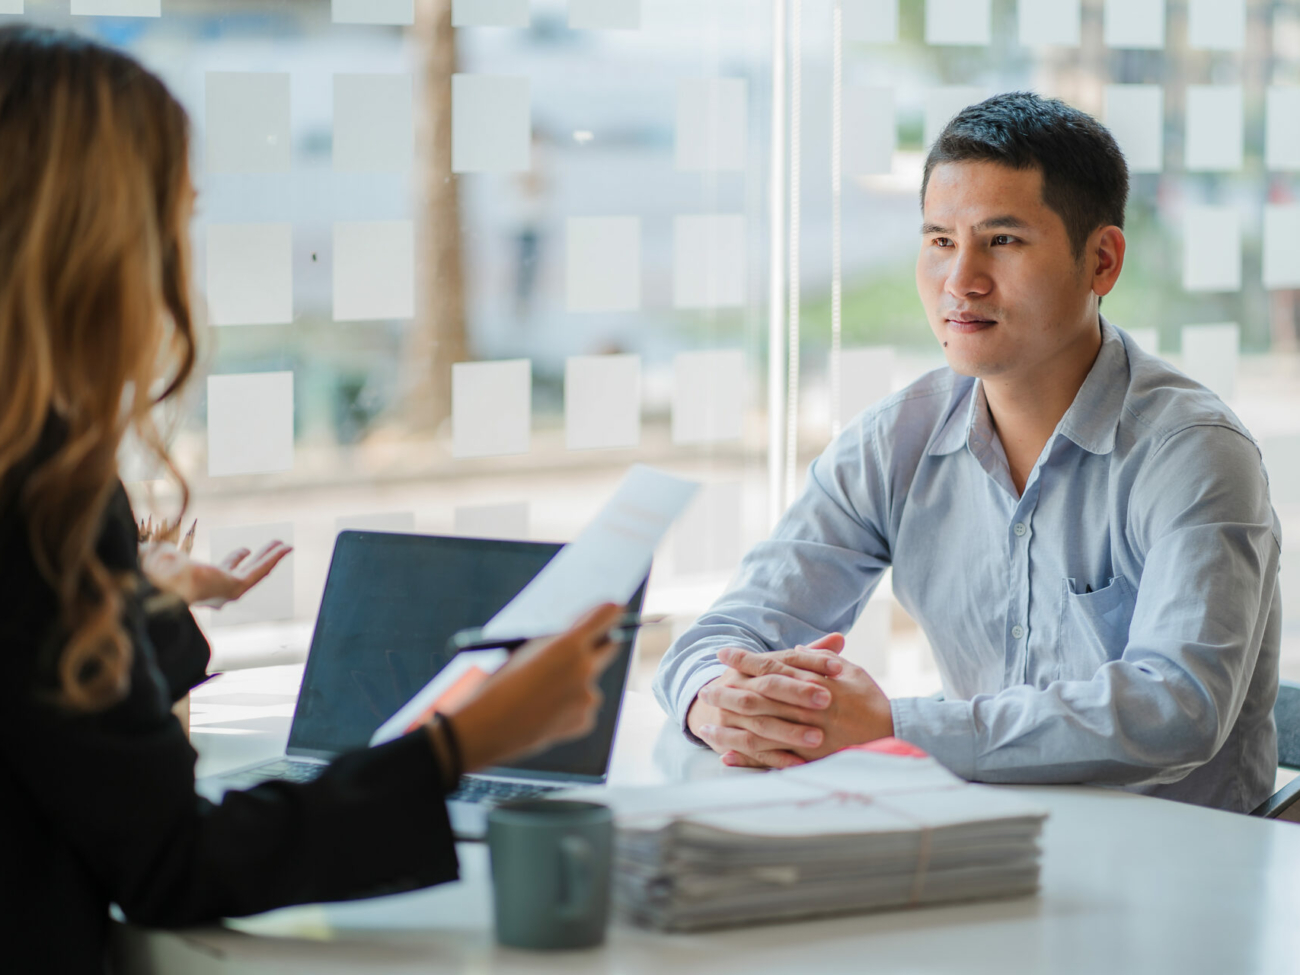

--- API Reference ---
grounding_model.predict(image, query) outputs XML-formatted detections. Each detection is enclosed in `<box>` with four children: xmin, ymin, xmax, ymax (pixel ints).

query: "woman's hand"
<box><xmin>140</xmin><ymin>539</ymin><xmax>293</xmax><ymax>608</ymax></box>
<box><xmin>441</xmin><ymin>603</ymin><xmax>624</xmax><ymax>773</ymax></box>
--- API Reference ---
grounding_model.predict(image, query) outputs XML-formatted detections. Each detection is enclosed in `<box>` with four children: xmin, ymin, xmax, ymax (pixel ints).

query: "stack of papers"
<box><xmin>564</xmin><ymin>748</ymin><xmax>1046</xmax><ymax>932</ymax></box>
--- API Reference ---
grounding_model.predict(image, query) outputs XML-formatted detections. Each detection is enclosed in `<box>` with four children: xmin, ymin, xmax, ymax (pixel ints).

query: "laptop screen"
<box><xmin>287</xmin><ymin>531</ymin><xmax>645</xmax><ymax>782</ymax></box>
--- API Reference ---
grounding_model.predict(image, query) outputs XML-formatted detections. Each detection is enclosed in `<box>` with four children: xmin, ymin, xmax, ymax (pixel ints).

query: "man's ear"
<box><xmin>1091</xmin><ymin>225</ymin><xmax>1126</xmax><ymax>298</ymax></box>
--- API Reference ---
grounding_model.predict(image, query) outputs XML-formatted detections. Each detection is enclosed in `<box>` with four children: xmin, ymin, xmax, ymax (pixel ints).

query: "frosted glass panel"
<box><xmin>925</xmin><ymin>87</ymin><xmax>983</xmax><ymax>147</ymax></box>
<box><xmin>672</xmin><ymin>350</ymin><xmax>744</xmax><ymax>445</ymax></box>
<box><xmin>72</xmin><ymin>0</ymin><xmax>159</xmax><ymax>14</ymax></box>
<box><xmin>1180</xmin><ymin>323</ymin><xmax>1239</xmax><ymax>401</ymax></box>
<box><xmin>838</xmin><ymin>348</ymin><xmax>895</xmax><ymax>427</ymax></box>
<box><xmin>1018</xmin><ymin>0</ymin><xmax>1081</xmax><ymax>46</ymax></box>
<box><xmin>565</xmin><ymin>354</ymin><xmax>641</xmax><ymax>450</ymax></box>
<box><xmin>1185</xmin><ymin>86</ymin><xmax>1243</xmax><ymax>172</ymax></box>
<box><xmin>925</xmin><ymin>0</ymin><xmax>991</xmax><ymax>46</ymax></box>
<box><xmin>1263</xmin><ymin>205</ymin><xmax>1300</xmax><ymax>291</ymax></box>
<box><xmin>455</xmin><ymin>502</ymin><xmax>530</xmax><ymax>540</ymax></box>
<box><xmin>207</xmin><ymin>372</ymin><xmax>295</xmax><ymax>477</ymax></box>
<box><xmin>333</xmin><ymin>220</ymin><xmax>416</xmax><ymax>322</ymax></box>
<box><xmin>1265</xmin><ymin>88</ymin><xmax>1300</xmax><ymax>172</ymax></box>
<box><xmin>1187</xmin><ymin>0</ymin><xmax>1245</xmax><ymax>51</ymax></box>
<box><xmin>332</xmin><ymin>0</ymin><xmax>414</xmax><ymax>25</ymax></box>
<box><xmin>570</xmin><ymin>0</ymin><xmax>639</xmax><ymax>30</ymax></box>
<box><xmin>1104</xmin><ymin>85</ymin><xmax>1163</xmax><ymax>174</ymax></box>
<box><xmin>206</xmin><ymin>223</ymin><xmax>293</xmax><ymax>327</ymax></box>
<box><xmin>452</xmin><ymin>75</ymin><xmax>531</xmax><ymax>173</ymax></box>
<box><xmin>673</xmin><ymin>482</ymin><xmax>743</xmax><ymax>576</ymax></box>
<box><xmin>452</xmin><ymin>359</ymin><xmax>532</xmax><ymax>458</ymax></box>
<box><xmin>335</xmin><ymin>512</ymin><xmax>416</xmax><ymax>535</ymax></box>
<box><xmin>843</xmin><ymin>86</ymin><xmax>895</xmax><ymax>176</ymax></box>
<box><xmin>1182</xmin><ymin>206</ymin><xmax>1241</xmax><ymax>293</ymax></box>
<box><xmin>675</xmin><ymin>78</ymin><xmax>747</xmax><ymax>172</ymax></box>
<box><xmin>674</xmin><ymin>214</ymin><xmax>745</xmax><ymax>309</ymax></box>
<box><xmin>566</xmin><ymin>217</ymin><xmax>641</xmax><ymax>312</ymax></box>
<box><xmin>1260</xmin><ymin>435</ymin><xmax>1300</xmax><ymax>506</ymax></box>
<box><xmin>843</xmin><ymin>0</ymin><xmax>897</xmax><ymax>43</ymax></box>
<box><xmin>205</xmin><ymin>72</ymin><xmax>290</xmax><ymax>175</ymax></box>
<box><xmin>453</xmin><ymin>0</ymin><xmax>529</xmax><ymax>27</ymax></box>
<box><xmin>333</xmin><ymin>74</ymin><xmax>413</xmax><ymax>173</ymax></box>
<box><xmin>1103</xmin><ymin>0</ymin><xmax>1165</xmax><ymax>49</ymax></box>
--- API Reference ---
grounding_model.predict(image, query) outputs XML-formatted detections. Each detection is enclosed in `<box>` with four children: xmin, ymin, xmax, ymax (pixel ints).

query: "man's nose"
<box><xmin>945</xmin><ymin>248</ymin><xmax>993</xmax><ymax>298</ymax></box>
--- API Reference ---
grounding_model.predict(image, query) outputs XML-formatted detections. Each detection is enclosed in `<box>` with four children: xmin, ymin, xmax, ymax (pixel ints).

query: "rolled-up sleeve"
<box><xmin>653</xmin><ymin>421</ymin><xmax>894</xmax><ymax>736</ymax></box>
<box><xmin>892</xmin><ymin>424</ymin><xmax>1281</xmax><ymax>788</ymax></box>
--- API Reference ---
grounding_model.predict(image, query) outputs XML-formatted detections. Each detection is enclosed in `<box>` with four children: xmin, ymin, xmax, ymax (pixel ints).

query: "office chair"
<box><xmin>1252</xmin><ymin>679</ymin><xmax>1300</xmax><ymax>822</ymax></box>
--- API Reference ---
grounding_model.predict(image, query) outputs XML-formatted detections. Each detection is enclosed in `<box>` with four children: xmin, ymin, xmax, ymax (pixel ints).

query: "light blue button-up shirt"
<box><xmin>654</xmin><ymin>320</ymin><xmax>1282</xmax><ymax>813</ymax></box>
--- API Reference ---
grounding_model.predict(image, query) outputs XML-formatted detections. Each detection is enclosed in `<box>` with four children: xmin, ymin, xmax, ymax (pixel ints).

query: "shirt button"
<box><xmin>1011</xmin><ymin>624</ymin><xmax>1025</xmax><ymax>639</ymax></box>
<box><xmin>1013</xmin><ymin>522</ymin><xmax>1028</xmax><ymax>537</ymax></box>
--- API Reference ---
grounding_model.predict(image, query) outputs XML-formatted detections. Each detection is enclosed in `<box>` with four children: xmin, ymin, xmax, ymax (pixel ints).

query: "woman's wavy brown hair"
<box><xmin>0</xmin><ymin>26</ymin><xmax>196</xmax><ymax>711</ymax></box>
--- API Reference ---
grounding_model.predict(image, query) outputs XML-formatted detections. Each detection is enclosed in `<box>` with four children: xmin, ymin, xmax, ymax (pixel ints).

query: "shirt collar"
<box><xmin>926</xmin><ymin>316</ymin><xmax>1128</xmax><ymax>458</ymax></box>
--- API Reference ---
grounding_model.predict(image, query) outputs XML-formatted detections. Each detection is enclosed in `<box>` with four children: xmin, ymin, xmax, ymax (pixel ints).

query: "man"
<box><xmin>653</xmin><ymin>92</ymin><xmax>1282</xmax><ymax>813</ymax></box>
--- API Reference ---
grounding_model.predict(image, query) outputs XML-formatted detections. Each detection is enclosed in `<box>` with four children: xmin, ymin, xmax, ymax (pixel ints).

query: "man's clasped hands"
<box><xmin>685</xmin><ymin>634</ymin><xmax>896</xmax><ymax>768</ymax></box>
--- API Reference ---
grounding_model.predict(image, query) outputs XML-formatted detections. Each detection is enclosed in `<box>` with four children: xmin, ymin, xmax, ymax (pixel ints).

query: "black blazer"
<box><xmin>0</xmin><ymin>427</ymin><xmax>460</xmax><ymax>974</ymax></box>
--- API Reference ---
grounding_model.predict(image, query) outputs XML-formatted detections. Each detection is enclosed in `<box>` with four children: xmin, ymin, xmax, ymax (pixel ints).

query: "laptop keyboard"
<box><xmin>447</xmin><ymin>777</ymin><xmax>563</xmax><ymax>805</ymax></box>
<box><xmin>221</xmin><ymin>759</ymin><xmax>325</xmax><ymax>786</ymax></box>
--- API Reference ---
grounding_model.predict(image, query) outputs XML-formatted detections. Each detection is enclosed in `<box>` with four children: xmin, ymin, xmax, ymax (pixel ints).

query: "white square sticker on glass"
<box><xmin>673</xmin><ymin>481</ymin><xmax>743</xmax><ymax>577</ymax></box>
<box><xmin>332</xmin><ymin>0</ymin><xmax>414</xmax><ymax>24</ymax></box>
<box><xmin>333</xmin><ymin>220</ymin><xmax>415</xmax><ymax>322</ymax></box>
<box><xmin>837</xmin><ymin>347</ymin><xmax>895</xmax><ymax>428</ymax></box>
<box><xmin>1263</xmin><ymin>205</ymin><xmax>1300</xmax><ymax>290</ymax></box>
<box><xmin>1180</xmin><ymin>323</ymin><xmax>1239</xmax><ymax>401</ymax></box>
<box><xmin>843</xmin><ymin>0</ymin><xmax>897</xmax><ymax>43</ymax></box>
<box><xmin>1187</xmin><ymin>0</ymin><xmax>1245</xmax><ymax>51</ymax></box>
<box><xmin>71</xmin><ymin>0</ymin><xmax>159</xmax><ymax>15</ymax></box>
<box><xmin>334</xmin><ymin>74</ymin><xmax>413</xmax><ymax>172</ymax></box>
<box><xmin>452</xmin><ymin>75</ymin><xmax>530</xmax><ymax>173</ymax></box>
<box><xmin>1265</xmin><ymin>87</ymin><xmax>1300</xmax><ymax>172</ymax></box>
<box><xmin>1182</xmin><ymin>206</ymin><xmax>1241</xmax><ymax>293</ymax></box>
<box><xmin>570</xmin><ymin>0</ymin><xmax>639</xmax><ymax>29</ymax></box>
<box><xmin>1103</xmin><ymin>0</ymin><xmax>1165</xmax><ymax>49</ymax></box>
<box><xmin>566</xmin><ymin>217</ymin><xmax>640</xmax><ymax>312</ymax></box>
<box><xmin>925</xmin><ymin>0</ymin><xmax>990</xmax><ymax>46</ymax></box>
<box><xmin>843</xmin><ymin>87</ymin><xmax>895</xmax><ymax>176</ymax></box>
<box><xmin>206</xmin><ymin>523</ymin><xmax>295</xmax><ymax>628</ymax></box>
<box><xmin>206</xmin><ymin>224</ymin><xmax>293</xmax><ymax>327</ymax></box>
<box><xmin>676</xmin><ymin>78</ymin><xmax>747</xmax><ymax>172</ymax></box>
<box><xmin>454</xmin><ymin>0</ymin><xmax>529</xmax><ymax>27</ymax></box>
<box><xmin>1104</xmin><ymin>85</ymin><xmax>1163</xmax><ymax>174</ymax></box>
<box><xmin>1260</xmin><ymin>435</ymin><xmax>1300</xmax><ymax>506</ymax></box>
<box><xmin>672</xmin><ymin>349</ymin><xmax>744</xmax><ymax>445</ymax></box>
<box><xmin>674</xmin><ymin>214</ymin><xmax>745</xmax><ymax>309</ymax></box>
<box><xmin>205</xmin><ymin>72</ymin><xmax>291</xmax><ymax>175</ymax></box>
<box><xmin>565</xmin><ymin>354</ymin><xmax>641</xmax><ymax>451</ymax></box>
<box><xmin>924</xmin><ymin>87</ymin><xmax>983</xmax><ymax>147</ymax></box>
<box><xmin>1126</xmin><ymin>328</ymin><xmax>1159</xmax><ymax>356</ymax></box>
<box><xmin>1018</xmin><ymin>0</ymin><xmax>1080</xmax><ymax>46</ymax></box>
<box><xmin>452</xmin><ymin>359</ymin><xmax>531</xmax><ymax>458</ymax></box>
<box><xmin>207</xmin><ymin>372</ymin><xmax>294</xmax><ymax>477</ymax></box>
<box><xmin>335</xmin><ymin>512</ymin><xmax>416</xmax><ymax>535</ymax></box>
<box><xmin>0</xmin><ymin>1</ymin><xmax>22</xmax><ymax>12</ymax></box>
<box><xmin>454</xmin><ymin>502</ymin><xmax>529</xmax><ymax>540</ymax></box>
<box><xmin>1185</xmin><ymin>85</ymin><xmax>1243</xmax><ymax>172</ymax></box>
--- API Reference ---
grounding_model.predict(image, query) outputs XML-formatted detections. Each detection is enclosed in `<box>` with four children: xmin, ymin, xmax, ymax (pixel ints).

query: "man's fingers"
<box><xmin>721</xmin><ymin>749</ymin><xmax>805</xmax><ymax>770</ymax></box>
<box><xmin>697</xmin><ymin>722</ymin><xmax>799</xmax><ymax>759</ymax></box>
<box><xmin>717</xmin><ymin>646</ymin><xmax>817</xmax><ymax>682</ymax></box>
<box><xmin>808</xmin><ymin>632</ymin><xmax>846</xmax><ymax>655</ymax></box>
<box><xmin>769</xmin><ymin>646</ymin><xmax>844</xmax><ymax>677</ymax></box>
<box><xmin>701</xmin><ymin>682</ymin><xmax>827</xmax><ymax>723</ymax></box>
<box><xmin>726</xmin><ymin>711</ymin><xmax>824</xmax><ymax>749</ymax></box>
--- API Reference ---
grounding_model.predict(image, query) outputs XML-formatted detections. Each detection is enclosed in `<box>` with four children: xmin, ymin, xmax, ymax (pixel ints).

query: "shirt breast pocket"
<box><xmin>1056</xmin><ymin>576</ymin><xmax>1136</xmax><ymax>682</ymax></box>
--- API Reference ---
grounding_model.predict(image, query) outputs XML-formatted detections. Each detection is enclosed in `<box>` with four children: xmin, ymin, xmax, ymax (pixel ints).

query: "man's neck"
<box><xmin>982</xmin><ymin>319</ymin><xmax>1104</xmax><ymax>496</ymax></box>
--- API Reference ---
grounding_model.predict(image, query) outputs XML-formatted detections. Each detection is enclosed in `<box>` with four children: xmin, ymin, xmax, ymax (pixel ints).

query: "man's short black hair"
<box><xmin>922</xmin><ymin>91</ymin><xmax>1129</xmax><ymax>261</ymax></box>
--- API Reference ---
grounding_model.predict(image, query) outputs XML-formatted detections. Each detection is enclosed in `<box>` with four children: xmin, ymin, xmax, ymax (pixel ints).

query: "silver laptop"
<box><xmin>197</xmin><ymin>530</ymin><xmax>646</xmax><ymax>839</ymax></box>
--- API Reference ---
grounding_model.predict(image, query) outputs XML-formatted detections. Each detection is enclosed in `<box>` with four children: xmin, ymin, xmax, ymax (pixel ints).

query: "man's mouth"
<box><xmin>945</xmin><ymin>315</ymin><xmax>996</xmax><ymax>333</ymax></box>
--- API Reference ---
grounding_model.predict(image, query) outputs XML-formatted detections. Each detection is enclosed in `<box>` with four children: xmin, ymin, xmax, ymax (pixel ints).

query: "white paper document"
<box><xmin>480</xmin><ymin>465</ymin><xmax>698</xmax><ymax>640</ymax></box>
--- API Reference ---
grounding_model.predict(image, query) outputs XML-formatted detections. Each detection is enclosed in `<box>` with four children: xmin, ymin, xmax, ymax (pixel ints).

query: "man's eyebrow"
<box><xmin>920</xmin><ymin>215</ymin><xmax>1030</xmax><ymax>235</ymax></box>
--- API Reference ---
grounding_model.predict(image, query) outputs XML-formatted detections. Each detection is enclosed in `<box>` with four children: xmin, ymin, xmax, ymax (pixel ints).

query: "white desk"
<box><xmin>116</xmin><ymin>671</ymin><xmax>1300</xmax><ymax>975</ymax></box>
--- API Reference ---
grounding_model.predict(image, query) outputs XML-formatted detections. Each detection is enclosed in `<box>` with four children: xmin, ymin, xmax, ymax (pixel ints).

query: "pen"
<box><xmin>448</xmin><ymin>613</ymin><xmax>668</xmax><ymax>655</ymax></box>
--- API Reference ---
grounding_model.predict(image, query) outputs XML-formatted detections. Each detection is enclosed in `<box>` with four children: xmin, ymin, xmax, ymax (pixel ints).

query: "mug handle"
<box><xmin>558</xmin><ymin>835</ymin><xmax>593</xmax><ymax>920</ymax></box>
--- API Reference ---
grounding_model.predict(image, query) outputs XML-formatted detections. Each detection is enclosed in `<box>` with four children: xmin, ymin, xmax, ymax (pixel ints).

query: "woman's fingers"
<box><xmin>218</xmin><ymin>547</ymin><xmax>251</xmax><ymax>572</ymax></box>
<box><xmin>569</xmin><ymin>603</ymin><xmax>624</xmax><ymax>649</ymax></box>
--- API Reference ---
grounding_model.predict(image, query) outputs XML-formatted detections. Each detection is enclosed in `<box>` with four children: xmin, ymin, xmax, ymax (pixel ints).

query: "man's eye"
<box><xmin>932</xmin><ymin>237</ymin><xmax>952</xmax><ymax>247</ymax></box>
<box><xmin>992</xmin><ymin>234</ymin><xmax>1014</xmax><ymax>245</ymax></box>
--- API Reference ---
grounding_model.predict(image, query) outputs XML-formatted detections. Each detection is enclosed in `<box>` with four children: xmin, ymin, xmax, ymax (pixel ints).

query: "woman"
<box><xmin>0</xmin><ymin>26</ymin><xmax>622</xmax><ymax>973</ymax></box>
